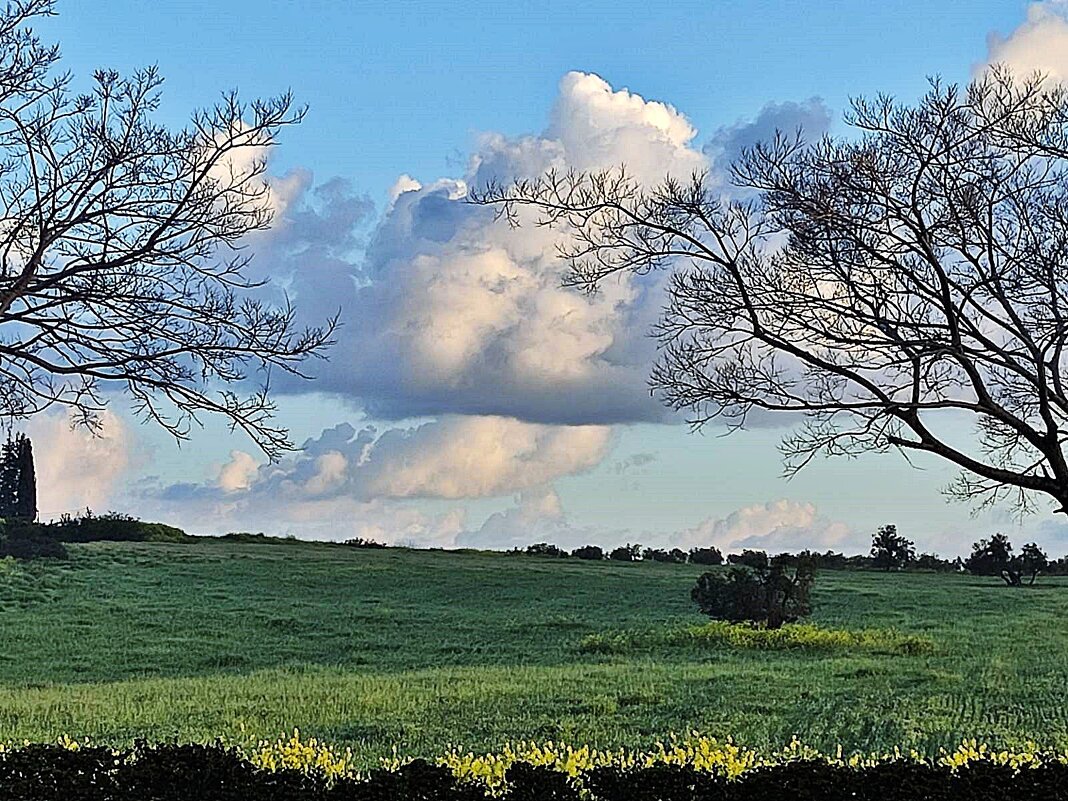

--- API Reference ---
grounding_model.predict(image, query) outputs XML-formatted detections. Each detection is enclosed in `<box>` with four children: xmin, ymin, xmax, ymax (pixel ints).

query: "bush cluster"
<box><xmin>571</xmin><ymin>545</ymin><xmax>604</xmax><ymax>560</ymax></box>
<box><xmin>524</xmin><ymin>542</ymin><xmax>569</xmax><ymax>558</ymax></box>
<box><xmin>0</xmin><ymin>511</ymin><xmax>190</xmax><ymax>561</ymax></box>
<box><xmin>2</xmin><ymin>741</ymin><xmax>1068</xmax><ymax>800</ymax></box>
<box><xmin>0</xmin><ymin>523</ymin><xmax>67</xmax><ymax>560</ymax></box>
<box><xmin>47</xmin><ymin>511</ymin><xmax>190</xmax><ymax>544</ymax></box>
<box><xmin>692</xmin><ymin>562</ymin><xmax>814</xmax><ymax>629</ymax></box>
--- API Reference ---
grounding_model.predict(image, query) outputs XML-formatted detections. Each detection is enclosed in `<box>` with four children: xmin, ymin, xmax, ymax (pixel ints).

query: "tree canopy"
<box><xmin>0</xmin><ymin>1</ymin><xmax>334</xmax><ymax>457</ymax></box>
<box><xmin>871</xmin><ymin>524</ymin><xmax>915</xmax><ymax>571</ymax></box>
<box><xmin>474</xmin><ymin>69</ymin><xmax>1068</xmax><ymax>516</ymax></box>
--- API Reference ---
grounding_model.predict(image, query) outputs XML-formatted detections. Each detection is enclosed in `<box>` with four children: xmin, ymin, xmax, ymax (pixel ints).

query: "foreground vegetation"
<box><xmin>5</xmin><ymin>734</ymin><xmax>1068</xmax><ymax>800</ymax></box>
<box><xmin>1</xmin><ymin>539</ymin><xmax>1067</xmax><ymax>767</ymax></box>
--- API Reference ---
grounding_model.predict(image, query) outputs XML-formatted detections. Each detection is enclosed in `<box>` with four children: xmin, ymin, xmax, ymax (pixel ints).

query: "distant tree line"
<box><xmin>516</xmin><ymin>527</ymin><xmax>1068</xmax><ymax>586</ymax></box>
<box><xmin>516</xmin><ymin>538</ymin><xmax>956</xmax><ymax>572</ymax></box>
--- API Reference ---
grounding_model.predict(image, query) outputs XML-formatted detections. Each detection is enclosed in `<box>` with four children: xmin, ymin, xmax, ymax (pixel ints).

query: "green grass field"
<box><xmin>1</xmin><ymin>539</ymin><xmax>1067</xmax><ymax>766</ymax></box>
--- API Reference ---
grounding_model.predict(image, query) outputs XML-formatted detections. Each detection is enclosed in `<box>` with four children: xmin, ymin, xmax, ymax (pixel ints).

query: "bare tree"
<box><xmin>0</xmin><ymin>1</ymin><xmax>335</xmax><ymax>457</ymax></box>
<box><xmin>473</xmin><ymin>68</ymin><xmax>1068</xmax><ymax>517</ymax></box>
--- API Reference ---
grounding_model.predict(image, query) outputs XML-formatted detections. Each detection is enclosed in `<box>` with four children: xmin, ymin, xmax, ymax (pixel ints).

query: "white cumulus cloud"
<box><xmin>25</xmin><ymin>410</ymin><xmax>133</xmax><ymax>517</ymax></box>
<box><xmin>673</xmin><ymin>499</ymin><xmax>863</xmax><ymax>554</ymax></box>
<box><xmin>983</xmin><ymin>2</ymin><xmax>1068</xmax><ymax>80</ymax></box>
<box><xmin>269</xmin><ymin>71</ymin><xmax>709</xmax><ymax>426</ymax></box>
<box><xmin>217</xmin><ymin>450</ymin><xmax>260</xmax><ymax>493</ymax></box>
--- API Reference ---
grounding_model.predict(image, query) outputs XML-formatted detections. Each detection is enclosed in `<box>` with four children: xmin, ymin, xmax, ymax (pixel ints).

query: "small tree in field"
<box><xmin>1011</xmin><ymin>542</ymin><xmax>1048</xmax><ymax>586</ymax></box>
<box><xmin>965</xmin><ymin>534</ymin><xmax>1047</xmax><ymax>585</ymax></box>
<box><xmin>965</xmin><ymin>533</ymin><xmax>1014</xmax><ymax>579</ymax></box>
<box><xmin>691</xmin><ymin>562</ymin><xmax>814</xmax><ymax>629</ymax></box>
<box><xmin>871</xmin><ymin>524</ymin><xmax>915</xmax><ymax>571</ymax></box>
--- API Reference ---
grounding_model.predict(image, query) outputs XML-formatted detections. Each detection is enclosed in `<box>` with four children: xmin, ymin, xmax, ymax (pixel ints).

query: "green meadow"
<box><xmin>1</xmin><ymin>539</ymin><xmax>1067</xmax><ymax>767</ymax></box>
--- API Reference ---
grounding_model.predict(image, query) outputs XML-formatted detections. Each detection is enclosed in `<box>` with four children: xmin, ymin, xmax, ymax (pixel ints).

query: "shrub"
<box><xmin>357</xmin><ymin>759</ymin><xmax>486</xmax><ymax>801</ymax></box>
<box><xmin>0</xmin><ymin>743</ymin><xmax>122</xmax><ymax>800</ymax></box>
<box><xmin>571</xmin><ymin>545</ymin><xmax>604</xmax><ymax>560</ymax></box>
<box><xmin>47</xmin><ymin>511</ymin><xmax>190</xmax><ymax>543</ymax></box>
<box><xmin>584</xmin><ymin>764</ymin><xmax>724</xmax><ymax>801</ymax></box>
<box><xmin>641</xmin><ymin>547</ymin><xmax>685</xmax><ymax>563</ymax></box>
<box><xmin>0</xmin><ymin>526</ymin><xmax>68</xmax><ymax>560</ymax></box>
<box><xmin>504</xmin><ymin>763</ymin><xmax>580</xmax><ymax>801</ymax></box>
<box><xmin>525</xmin><ymin>542</ymin><xmax>569</xmax><ymax>558</ymax></box>
<box><xmin>220</xmin><ymin>531</ymin><xmax>274</xmax><ymax>544</ymax></box>
<box><xmin>4</xmin><ymin>737</ymin><xmax>1068</xmax><ymax>800</ymax></box>
<box><xmin>688</xmin><ymin>546</ymin><xmax>723</xmax><ymax>565</ymax></box>
<box><xmin>119</xmin><ymin>741</ymin><xmax>302</xmax><ymax>801</ymax></box>
<box><xmin>691</xmin><ymin>563</ymin><xmax>813</xmax><ymax>629</ymax></box>
<box><xmin>727</xmin><ymin>549</ymin><xmax>769</xmax><ymax>569</ymax></box>
<box><xmin>608</xmin><ymin>544</ymin><xmax>641</xmax><ymax>562</ymax></box>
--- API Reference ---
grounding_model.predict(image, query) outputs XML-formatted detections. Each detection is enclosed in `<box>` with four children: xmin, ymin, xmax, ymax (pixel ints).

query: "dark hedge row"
<box><xmin>0</xmin><ymin>513</ymin><xmax>193</xmax><ymax>560</ymax></box>
<box><xmin>3</xmin><ymin>743</ymin><xmax>1068</xmax><ymax>801</ymax></box>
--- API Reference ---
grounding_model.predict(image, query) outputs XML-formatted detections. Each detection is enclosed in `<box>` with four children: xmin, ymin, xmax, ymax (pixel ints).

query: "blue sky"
<box><xmin>29</xmin><ymin>1</ymin><xmax>1068</xmax><ymax>555</ymax></box>
<box><xmin>51</xmin><ymin>1</ymin><xmax>1021</xmax><ymax>204</ymax></box>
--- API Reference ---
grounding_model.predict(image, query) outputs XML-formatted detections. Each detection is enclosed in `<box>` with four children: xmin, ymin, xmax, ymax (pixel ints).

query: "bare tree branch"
<box><xmin>0</xmin><ymin>2</ymin><xmax>336</xmax><ymax>458</ymax></box>
<box><xmin>472</xmin><ymin>67</ymin><xmax>1068</xmax><ymax>517</ymax></box>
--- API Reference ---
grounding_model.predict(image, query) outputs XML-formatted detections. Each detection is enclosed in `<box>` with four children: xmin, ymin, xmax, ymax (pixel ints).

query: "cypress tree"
<box><xmin>14</xmin><ymin>435</ymin><xmax>36</xmax><ymax>521</ymax></box>
<box><xmin>0</xmin><ymin>435</ymin><xmax>17</xmax><ymax>519</ymax></box>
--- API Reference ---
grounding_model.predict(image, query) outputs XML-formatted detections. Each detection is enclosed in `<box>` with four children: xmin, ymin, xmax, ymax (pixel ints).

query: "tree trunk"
<box><xmin>1001</xmin><ymin>569</ymin><xmax>1022</xmax><ymax>587</ymax></box>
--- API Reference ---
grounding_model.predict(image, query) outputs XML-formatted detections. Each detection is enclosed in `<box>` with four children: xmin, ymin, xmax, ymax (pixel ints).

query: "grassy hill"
<box><xmin>1</xmin><ymin>539</ymin><xmax>1067</xmax><ymax>765</ymax></box>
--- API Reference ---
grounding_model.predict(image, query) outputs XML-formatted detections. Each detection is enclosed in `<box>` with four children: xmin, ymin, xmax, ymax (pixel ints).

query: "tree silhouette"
<box><xmin>474</xmin><ymin>69</ymin><xmax>1068</xmax><ymax>517</ymax></box>
<box><xmin>0</xmin><ymin>2</ymin><xmax>335</xmax><ymax>457</ymax></box>
<box><xmin>870</xmin><ymin>524</ymin><xmax>915</xmax><ymax>571</ymax></box>
<box><xmin>692</xmin><ymin>561</ymin><xmax>814</xmax><ymax>629</ymax></box>
<box><xmin>0</xmin><ymin>436</ymin><xmax>17</xmax><ymax>518</ymax></box>
<box><xmin>14</xmin><ymin>435</ymin><xmax>35</xmax><ymax>521</ymax></box>
<box><xmin>0</xmin><ymin>433</ymin><xmax>35</xmax><ymax>521</ymax></box>
<box><xmin>1016</xmin><ymin>542</ymin><xmax>1049</xmax><ymax>585</ymax></box>
<box><xmin>964</xmin><ymin>533</ymin><xmax>1046</xmax><ymax>585</ymax></box>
